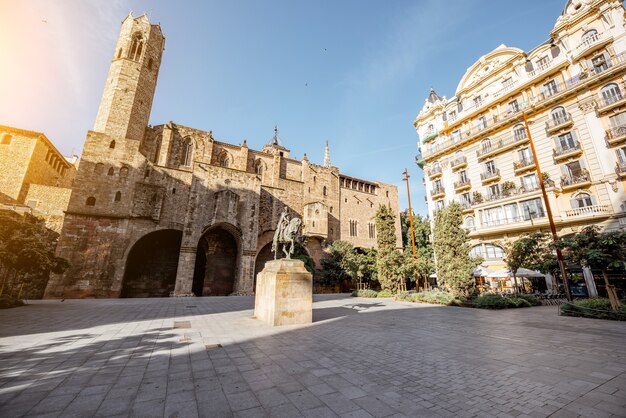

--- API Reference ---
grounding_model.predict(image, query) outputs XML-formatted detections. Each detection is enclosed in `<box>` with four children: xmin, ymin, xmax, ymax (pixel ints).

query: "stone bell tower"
<box><xmin>93</xmin><ymin>13</ymin><xmax>165</xmax><ymax>141</ymax></box>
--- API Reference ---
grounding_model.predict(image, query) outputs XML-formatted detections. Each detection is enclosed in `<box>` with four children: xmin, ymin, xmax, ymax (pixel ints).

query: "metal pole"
<box><xmin>403</xmin><ymin>168</ymin><xmax>417</xmax><ymax>259</ymax></box>
<box><xmin>522</xmin><ymin>112</ymin><xmax>572</xmax><ymax>301</ymax></box>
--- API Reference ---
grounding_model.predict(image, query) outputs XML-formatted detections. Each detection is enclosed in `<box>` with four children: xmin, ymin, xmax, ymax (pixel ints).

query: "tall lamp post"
<box><xmin>522</xmin><ymin>112</ymin><xmax>572</xmax><ymax>301</ymax></box>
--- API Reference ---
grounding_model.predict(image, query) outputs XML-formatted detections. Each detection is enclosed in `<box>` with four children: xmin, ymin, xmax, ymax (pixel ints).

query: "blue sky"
<box><xmin>0</xmin><ymin>0</ymin><xmax>568</xmax><ymax>214</ymax></box>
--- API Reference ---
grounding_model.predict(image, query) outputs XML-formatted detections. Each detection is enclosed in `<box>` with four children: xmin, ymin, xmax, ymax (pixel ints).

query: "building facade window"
<box><xmin>107</xmin><ymin>167</ymin><xmax>115</xmax><ymax>176</ymax></box>
<box><xmin>484</xmin><ymin>160</ymin><xmax>497</xmax><ymax>175</ymax></box>
<box><xmin>592</xmin><ymin>53</ymin><xmax>609</xmax><ymax>72</ymax></box>
<box><xmin>86</xmin><ymin>196</ymin><xmax>96</xmax><ymax>206</ymax></box>
<box><xmin>543</xmin><ymin>79</ymin><xmax>559</xmax><ymax>97</ymax></box>
<box><xmin>470</xmin><ymin>244</ymin><xmax>505</xmax><ymax>260</ymax></box>
<box><xmin>181</xmin><ymin>138</ymin><xmax>193</xmax><ymax>166</ymax></box>
<box><xmin>521</xmin><ymin>173</ymin><xmax>539</xmax><ymax>191</ymax></box>
<box><xmin>581</xmin><ymin>29</ymin><xmax>598</xmax><ymax>45</ymax></box>
<box><xmin>556</xmin><ymin>131</ymin><xmax>576</xmax><ymax>150</ymax></box>
<box><xmin>513</xmin><ymin>124</ymin><xmax>526</xmax><ymax>140</ymax></box>
<box><xmin>109</xmin><ymin>140</ymin><xmax>116</xmax><ymax>149</ymax></box>
<box><xmin>508</xmin><ymin>99</ymin><xmax>520</xmax><ymax>113</ymax></box>
<box><xmin>551</xmin><ymin>106</ymin><xmax>568</xmax><ymax>122</ymax></box>
<box><xmin>520</xmin><ymin>198</ymin><xmax>545</xmax><ymax>219</ymax></box>
<box><xmin>518</xmin><ymin>147</ymin><xmax>532</xmax><ymax>163</ymax></box>
<box><xmin>571</xmin><ymin>192</ymin><xmax>594</xmax><ymax>208</ymax></box>
<box><xmin>477</xmin><ymin>115</ymin><xmax>487</xmax><ymax>130</ymax></box>
<box><xmin>349</xmin><ymin>220</ymin><xmax>358</xmax><ymax>237</ymax></box>
<box><xmin>368</xmin><ymin>222</ymin><xmax>376</xmax><ymax>239</ymax></box>
<box><xmin>609</xmin><ymin>111</ymin><xmax>626</xmax><ymax>128</ymax></box>
<box><xmin>114</xmin><ymin>191</ymin><xmax>122</xmax><ymax>202</ymax></box>
<box><xmin>459</xmin><ymin>170</ymin><xmax>469</xmax><ymax>183</ymax></box>
<box><xmin>218</xmin><ymin>151</ymin><xmax>229</xmax><ymax>167</ymax></box>
<box><xmin>600</xmin><ymin>83</ymin><xmax>622</xmax><ymax>103</ymax></box>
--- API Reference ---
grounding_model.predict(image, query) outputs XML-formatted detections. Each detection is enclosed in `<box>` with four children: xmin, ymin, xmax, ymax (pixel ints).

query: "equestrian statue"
<box><xmin>271</xmin><ymin>207</ymin><xmax>302</xmax><ymax>259</ymax></box>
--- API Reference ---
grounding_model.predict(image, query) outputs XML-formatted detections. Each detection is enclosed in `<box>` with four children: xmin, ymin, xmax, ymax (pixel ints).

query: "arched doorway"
<box><xmin>121</xmin><ymin>229</ymin><xmax>182</xmax><ymax>297</ymax></box>
<box><xmin>192</xmin><ymin>226</ymin><xmax>238</xmax><ymax>296</ymax></box>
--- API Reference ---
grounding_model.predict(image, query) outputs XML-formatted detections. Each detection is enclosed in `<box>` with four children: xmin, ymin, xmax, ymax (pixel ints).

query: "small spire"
<box><xmin>273</xmin><ymin>125</ymin><xmax>279</xmax><ymax>145</ymax></box>
<box><xmin>323</xmin><ymin>140</ymin><xmax>331</xmax><ymax>167</ymax></box>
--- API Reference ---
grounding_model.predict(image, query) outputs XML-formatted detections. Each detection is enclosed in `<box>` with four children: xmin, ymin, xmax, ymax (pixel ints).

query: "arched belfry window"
<box><xmin>181</xmin><ymin>138</ymin><xmax>193</xmax><ymax>166</ymax></box>
<box><xmin>255</xmin><ymin>159</ymin><xmax>264</xmax><ymax>175</ymax></box>
<box><xmin>218</xmin><ymin>151</ymin><xmax>229</xmax><ymax>168</ymax></box>
<box><xmin>129</xmin><ymin>33</ymin><xmax>144</xmax><ymax>61</ymax></box>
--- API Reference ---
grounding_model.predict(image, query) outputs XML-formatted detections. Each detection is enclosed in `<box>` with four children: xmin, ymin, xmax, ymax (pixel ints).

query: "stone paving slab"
<box><xmin>0</xmin><ymin>295</ymin><xmax>625</xmax><ymax>417</ymax></box>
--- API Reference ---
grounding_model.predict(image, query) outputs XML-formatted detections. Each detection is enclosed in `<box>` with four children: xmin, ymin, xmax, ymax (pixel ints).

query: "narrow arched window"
<box><xmin>255</xmin><ymin>159</ymin><xmax>263</xmax><ymax>175</ymax></box>
<box><xmin>119</xmin><ymin>166</ymin><xmax>129</xmax><ymax>178</ymax></box>
<box><xmin>600</xmin><ymin>83</ymin><xmax>622</xmax><ymax>103</ymax></box>
<box><xmin>107</xmin><ymin>167</ymin><xmax>115</xmax><ymax>176</ymax></box>
<box><xmin>86</xmin><ymin>196</ymin><xmax>96</xmax><ymax>206</ymax></box>
<box><xmin>481</xmin><ymin>138</ymin><xmax>492</xmax><ymax>152</ymax></box>
<box><xmin>181</xmin><ymin>138</ymin><xmax>193</xmax><ymax>166</ymax></box>
<box><xmin>571</xmin><ymin>192</ymin><xmax>594</xmax><ymax>208</ymax></box>
<box><xmin>114</xmin><ymin>191</ymin><xmax>122</xmax><ymax>202</ymax></box>
<box><xmin>117</xmin><ymin>48</ymin><xmax>122</xmax><ymax>59</ymax></box>
<box><xmin>512</xmin><ymin>124</ymin><xmax>527</xmax><ymax>141</ymax></box>
<box><xmin>218</xmin><ymin>151</ymin><xmax>229</xmax><ymax>167</ymax></box>
<box><xmin>323</xmin><ymin>186</ymin><xmax>327</xmax><ymax>196</ymax></box>
<box><xmin>129</xmin><ymin>33</ymin><xmax>144</xmax><ymax>61</ymax></box>
<box><xmin>551</xmin><ymin>106</ymin><xmax>567</xmax><ymax>123</ymax></box>
<box><xmin>109</xmin><ymin>140</ymin><xmax>116</xmax><ymax>149</ymax></box>
<box><xmin>148</xmin><ymin>58</ymin><xmax>153</xmax><ymax>70</ymax></box>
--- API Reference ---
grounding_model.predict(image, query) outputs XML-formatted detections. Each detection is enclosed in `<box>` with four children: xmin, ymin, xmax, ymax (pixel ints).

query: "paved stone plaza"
<box><xmin>0</xmin><ymin>295</ymin><xmax>625</xmax><ymax>418</ymax></box>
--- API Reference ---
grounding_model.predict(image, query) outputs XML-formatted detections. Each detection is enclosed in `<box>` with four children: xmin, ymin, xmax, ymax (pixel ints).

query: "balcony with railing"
<box><xmin>476</xmin><ymin>131</ymin><xmax>529</xmax><ymax>160</ymax></box>
<box><xmin>480</xmin><ymin>169</ymin><xmax>500</xmax><ymax>184</ymax></box>
<box><xmin>606</xmin><ymin>124</ymin><xmax>626</xmax><ymax>146</ymax></box>
<box><xmin>561</xmin><ymin>171</ymin><xmax>591</xmax><ymax>190</ymax></box>
<box><xmin>513</xmin><ymin>158</ymin><xmax>536</xmax><ymax>174</ymax></box>
<box><xmin>597</xmin><ymin>92</ymin><xmax>626</xmax><ymax>114</ymax></box>
<box><xmin>545</xmin><ymin>113</ymin><xmax>573</xmax><ymax>133</ymax></box>
<box><xmin>564</xmin><ymin>205</ymin><xmax>610</xmax><ymax>218</ymax></box>
<box><xmin>480</xmin><ymin>212</ymin><xmax>547</xmax><ymax>229</ymax></box>
<box><xmin>459</xmin><ymin>201</ymin><xmax>473</xmax><ymax>212</ymax></box>
<box><xmin>553</xmin><ymin>141</ymin><xmax>582</xmax><ymax>161</ymax></box>
<box><xmin>529</xmin><ymin>60</ymin><xmax>554</xmax><ymax>77</ymax></box>
<box><xmin>575</xmin><ymin>31</ymin><xmax>605</xmax><ymax>57</ymax></box>
<box><xmin>454</xmin><ymin>178</ymin><xmax>471</xmax><ymax>192</ymax></box>
<box><xmin>450</xmin><ymin>156</ymin><xmax>467</xmax><ymax>170</ymax></box>
<box><xmin>616</xmin><ymin>161</ymin><xmax>626</xmax><ymax>177</ymax></box>
<box><xmin>430</xmin><ymin>186</ymin><xmax>445</xmax><ymax>199</ymax></box>
<box><xmin>426</xmin><ymin>165</ymin><xmax>442</xmax><ymax>179</ymax></box>
<box><xmin>422</xmin><ymin>130</ymin><xmax>439</xmax><ymax>143</ymax></box>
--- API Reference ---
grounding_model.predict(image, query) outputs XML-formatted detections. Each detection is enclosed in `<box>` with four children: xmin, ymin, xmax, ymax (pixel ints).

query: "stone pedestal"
<box><xmin>254</xmin><ymin>259</ymin><xmax>312</xmax><ymax>326</ymax></box>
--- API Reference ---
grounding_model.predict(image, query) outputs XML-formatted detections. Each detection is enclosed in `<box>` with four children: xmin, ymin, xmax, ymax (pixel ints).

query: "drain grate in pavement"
<box><xmin>173</xmin><ymin>321</ymin><xmax>191</xmax><ymax>329</ymax></box>
<box><xmin>206</xmin><ymin>344</ymin><xmax>223</xmax><ymax>350</ymax></box>
<box><xmin>185</xmin><ymin>305</ymin><xmax>197</xmax><ymax>308</ymax></box>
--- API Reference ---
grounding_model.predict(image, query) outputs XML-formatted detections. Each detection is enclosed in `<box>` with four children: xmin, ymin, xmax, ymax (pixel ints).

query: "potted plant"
<box><xmin>472</xmin><ymin>191</ymin><xmax>484</xmax><ymax>204</ymax></box>
<box><xmin>502</xmin><ymin>181</ymin><xmax>517</xmax><ymax>196</ymax></box>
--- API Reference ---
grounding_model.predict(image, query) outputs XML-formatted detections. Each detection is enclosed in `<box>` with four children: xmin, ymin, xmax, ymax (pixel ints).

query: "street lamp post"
<box><xmin>522</xmin><ymin>112</ymin><xmax>572</xmax><ymax>301</ymax></box>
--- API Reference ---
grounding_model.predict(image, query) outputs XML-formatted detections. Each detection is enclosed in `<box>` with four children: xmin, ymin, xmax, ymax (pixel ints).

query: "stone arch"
<box><xmin>121</xmin><ymin>229</ymin><xmax>183</xmax><ymax>297</ymax></box>
<box><xmin>192</xmin><ymin>223</ymin><xmax>240</xmax><ymax>296</ymax></box>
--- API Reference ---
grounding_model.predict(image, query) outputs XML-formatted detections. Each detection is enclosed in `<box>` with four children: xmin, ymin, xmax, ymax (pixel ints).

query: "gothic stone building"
<box><xmin>44</xmin><ymin>14</ymin><xmax>401</xmax><ymax>298</ymax></box>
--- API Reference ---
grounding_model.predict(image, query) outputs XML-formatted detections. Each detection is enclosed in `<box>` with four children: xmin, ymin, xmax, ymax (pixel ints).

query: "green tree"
<box><xmin>558</xmin><ymin>226</ymin><xmax>626</xmax><ymax>310</ymax></box>
<box><xmin>0</xmin><ymin>211</ymin><xmax>69</xmax><ymax>299</ymax></box>
<box><xmin>400</xmin><ymin>211</ymin><xmax>431</xmax><ymax>251</ymax></box>
<box><xmin>375</xmin><ymin>204</ymin><xmax>402</xmax><ymax>292</ymax></box>
<box><xmin>504</xmin><ymin>233</ymin><xmax>556</xmax><ymax>293</ymax></box>
<box><xmin>319</xmin><ymin>241</ymin><xmax>358</xmax><ymax>287</ymax></box>
<box><xmin>432</xmin><ymin>202</ymin><xmax>481</xmax><ymax>297</ymax></box>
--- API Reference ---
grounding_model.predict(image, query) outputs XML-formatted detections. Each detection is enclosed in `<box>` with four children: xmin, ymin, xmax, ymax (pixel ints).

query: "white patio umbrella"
<box><xmin>487</xmin><ymin>268</ymin><xmax>544</xmax><ymax>278</ymax></box>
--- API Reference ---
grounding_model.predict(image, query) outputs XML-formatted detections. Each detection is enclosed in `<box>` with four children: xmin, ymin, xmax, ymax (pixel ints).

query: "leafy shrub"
<box><xmin>561</xmin><ymin>298</ymin><xmax>626</xmax><ymax>321</ymax></box>
<box><xmin>473</xmin><ymin>294</ymin><xmax>535</xmax><ymax>309</ymax></box>
<box><xmin>351</xmin><ymin>289</ymin><xmax>378</xmax><ymax>298</ymax></box>
<box><xmin>377</xmin><ymin>289</ymin><xmax>395</xmax><ymax>298</ymax></box>
<box><xmin>396</xmin><ymin>290</ymin><xmax>460</xmax><ymax>306</ymax></box>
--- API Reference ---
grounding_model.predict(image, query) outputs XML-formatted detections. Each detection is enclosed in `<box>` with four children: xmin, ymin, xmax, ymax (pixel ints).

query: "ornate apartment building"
<box><xmin>44</xmin><ymin>13</ymin><xmax>401</xmax><ymax>299</ymax></box>
<box><xmin>414</xmin><ymin>0</ymin><xmax>626</xmax><ymax>275</ymax></box>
